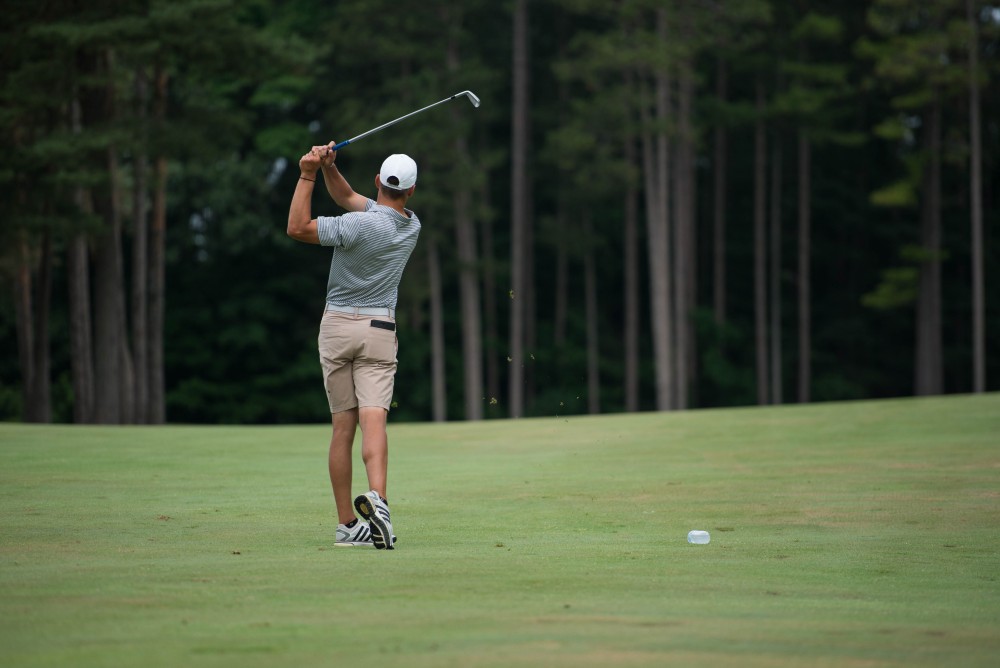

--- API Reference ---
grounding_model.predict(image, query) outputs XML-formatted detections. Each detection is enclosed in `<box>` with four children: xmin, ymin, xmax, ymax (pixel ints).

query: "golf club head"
<box><xmin>461</xmin><ymin>90</ymin><xmax>481</xmax><ymax>108</ymax></box>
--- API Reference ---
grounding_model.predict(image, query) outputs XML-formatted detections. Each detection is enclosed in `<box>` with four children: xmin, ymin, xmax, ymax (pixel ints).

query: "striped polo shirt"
<box><xmin>316</xmin><ymin>198</ymin><xmax>421</xmax><ymax>309</ymax></box>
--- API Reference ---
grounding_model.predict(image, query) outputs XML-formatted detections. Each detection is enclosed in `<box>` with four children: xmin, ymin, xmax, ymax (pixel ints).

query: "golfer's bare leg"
<box><xmin>358</xmin><ymin>406</ymin><xmax>388</xmax><ymax>500</ymax></box>
<box><xmin>329</xmin><ymin>408</ymin><xmax>359</xmax><ymax>524</ymax></box>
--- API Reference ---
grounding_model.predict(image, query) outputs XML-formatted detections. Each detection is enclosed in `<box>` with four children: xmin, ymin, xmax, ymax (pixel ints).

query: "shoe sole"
<box><xmin>354</xmin><ymin>495</ymin><xmax>394</xmax><ymax>550</ymax></box>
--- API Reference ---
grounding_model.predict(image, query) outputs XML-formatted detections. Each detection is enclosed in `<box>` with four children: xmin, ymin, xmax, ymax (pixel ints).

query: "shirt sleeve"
<box><xmin>316</xmin><ymin>199</ymin><xmax>375</xmax><ymax>248</ymax></box>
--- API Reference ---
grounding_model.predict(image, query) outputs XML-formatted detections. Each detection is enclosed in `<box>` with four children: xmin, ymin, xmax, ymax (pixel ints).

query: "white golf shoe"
<box><xmin>354</xmin><ymin>490</ymin><xmax>394</xmax><ymax>550</ymax></box>
<box><xmin>334</xmin><ymin>520</ymin><xmax>375</xmax><ymax>547</ymax></box>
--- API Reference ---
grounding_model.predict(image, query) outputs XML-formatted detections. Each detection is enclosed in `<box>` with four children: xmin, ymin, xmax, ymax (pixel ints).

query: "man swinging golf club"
<box><xmin>287</xmin><ymin>143</ymin><xmax>421</xmax><ymax>550</ymax></box>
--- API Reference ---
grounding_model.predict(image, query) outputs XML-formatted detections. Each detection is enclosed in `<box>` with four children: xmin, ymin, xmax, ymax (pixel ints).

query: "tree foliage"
<box><xmin>0</xmin><ymin>0</ymin><xmax>997</xmax><ymax>423</ymax></box>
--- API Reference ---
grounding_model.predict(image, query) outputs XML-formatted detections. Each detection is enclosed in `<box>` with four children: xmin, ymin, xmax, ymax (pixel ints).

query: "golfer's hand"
<box><xmin>299</xmin><ymin>149</ymin><xmax>323</xmax><ymax>176</ymax></box>
<box><xmin>311</xmin><ymin>144</ymin><xmax>337</xmax><ymax>169</ymax></box>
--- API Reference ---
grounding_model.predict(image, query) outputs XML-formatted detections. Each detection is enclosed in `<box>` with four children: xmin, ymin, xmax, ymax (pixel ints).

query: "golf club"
<box><xmin>329</xmin><ymin>91</ymin><xmax>481</xmax><ymax>151</ymax></box>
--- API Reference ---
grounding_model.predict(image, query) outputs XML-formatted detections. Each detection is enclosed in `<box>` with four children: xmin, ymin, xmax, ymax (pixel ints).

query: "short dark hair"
<box><xmin>379</xmin><ymin>182</ymin><xmax>409</xmax><ymax>201</ymax></box>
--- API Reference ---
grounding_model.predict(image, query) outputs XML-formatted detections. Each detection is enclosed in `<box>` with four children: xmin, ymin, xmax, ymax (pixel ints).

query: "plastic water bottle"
<box><xmin>687</xmin><ymin>530</ymin><xmax>710</xmax><ymax>544</ymax></box>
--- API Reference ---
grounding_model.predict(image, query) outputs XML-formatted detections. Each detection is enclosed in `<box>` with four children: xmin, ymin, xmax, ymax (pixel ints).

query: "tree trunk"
<box><xmin>623</xmin><ymin>131</ymin><xmax>640</xmax><ymax>413</ymax></box>
<box><xmin>639</xmin><ymin>11</ymin><xmax>675</xmax><ymax>412</ymax></box>
<box><xmin>69</xmin><ymin>97</ymin><xmax>95</xmax><ymax>424</ymax></box>
<box><xmin>27</xmin><ymin>230</ymin><xmax>53</xmax><ymax>423</ymax></box>
<box><xmin>110</xmin><ymin>115</ymin><xmax>135</xmax><ymax>425</ymax></box>
<box><xmin>968</xmin><ymin>0</ymin><xmax>985</xmax><ymax>393</ymax></box>
<box><xmin>120</xmin><ymin>317</ymin><xmax>135</xmax><ymax>424</ymax></box>
<box><xmin>131</xmin><ymin>67</ymin><xmax>150</xmax><ymax>423</ymax></box>
<box><xmin>797</xmin><ymin>130</ymin><xmax>811</xmax><ymax>404</ymax></box>
<box><xmin>427</xmin><ymin>238</ymin><xmax>447</xmax><ymax>422</ymax></box>
<box><xmin>92</xmin><ymin>219</ymin><xmax>123</xmax><ymax>424</ymax></box>
<box><xmin>769</xmin><ymin>138</ymin><xmax>783</xmax><ymax>405</ymax></box>
<box><xmin>673</xmin><ymin>55</ymin><xmax>694</xmax><ymax>410</ymax></box>
<box><xmin>453</xmin><ymin>177</ymin><xmax>483</xmax><ymax>420</ymax></box>
<box><xmin>92</xmin><ymin>51</ymin><xmax>125</xmax><ymax>424</ymax></box>
<box><xmin>67</xmin><ymin>232</ymin><xmax>95</xmax><ymax>423</ymax></box>
<box><xmin>508</xmin><ymin>0</ymin><xmax>530</xmax><ymax>417</ymax></box>
<box><xmin>685</xmin><ymin>105</ymin><xmax>698</xmax><ymax>404</ymax></box>
<box><xmin>480</xmin><ymin>178</ymin><xmax>500</xmax><ymax>405</ymax></box>
<box><xmin>13</xmin><ymin>233</ymin><xmax>35</xmax><ymax>421</ymax></box>
<box><xmin>915</xmin><ymin>98</ymin><xmax>943</xmax><ymax>396</ymax></box>
<box><xmin>10</xmin><ymin>218</ymin><xmax>53</xmax><ymax>422</ymax></box>
<box><xmin>524</xmin><ymin>185</ymin><xmax>536</xmax><ymax>413</ymax></box>
<box><xmin>584</xmin><ymin>216</ymin><xmax>600</xmax><ymax>415</ymax></box>
<box><xmin>148</xmin><ymin>65</ymin><xmax>169</xmax><ymax>424</ymax></box>
<box><xmin>94</xmin><ymin>141</ymin><xmax>132</xmax><ymax>424</ymax></box>
<box><xmin>640</xmin><ymin>99</ymin><xmax>673</xmax><ymax>412</ymax></box>
<box><xmin>753</xmin><ymin>78</ymin><xmax>769</xmax><ymax>405</ymax></box>
<box><xmin>713</xmin><ymin>56</ymin><xmax>728</xmax><ymax>328</ymax></box>
<box><xmin>446</xmin><ymin>34</ymin><xmax>483</xmax><ymax>421</ymax></box>
<box><xmin>553</xmin><ymin>209</ymin><xmax>569</xmax><ymax>346</ymax></box>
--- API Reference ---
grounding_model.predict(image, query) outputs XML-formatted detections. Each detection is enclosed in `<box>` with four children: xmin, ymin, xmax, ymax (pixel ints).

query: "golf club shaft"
<box><xmin>330</xmin><ymin>92</ymin><xmax>474</xmax><ymax>151</ymax></box>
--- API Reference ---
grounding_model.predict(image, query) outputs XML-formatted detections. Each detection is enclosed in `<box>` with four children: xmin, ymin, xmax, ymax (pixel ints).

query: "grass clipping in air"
<box><xmin>2</xmin><ymin>394</ymin><xmax>999</xmax><ymax>667</ymax></box>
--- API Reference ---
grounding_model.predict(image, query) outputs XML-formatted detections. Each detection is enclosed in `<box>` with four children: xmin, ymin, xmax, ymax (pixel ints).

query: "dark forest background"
<box><xmin>1</xmin><ymin>0</ymin><xmax>997</xmax><ymax>424</ymax></box>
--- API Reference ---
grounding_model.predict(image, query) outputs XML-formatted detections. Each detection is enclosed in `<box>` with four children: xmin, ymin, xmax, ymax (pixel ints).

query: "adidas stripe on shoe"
<box><xmin>335</xmin><ymin>520</ymin><xmax>374</xmax><ymax>547</ymax></box>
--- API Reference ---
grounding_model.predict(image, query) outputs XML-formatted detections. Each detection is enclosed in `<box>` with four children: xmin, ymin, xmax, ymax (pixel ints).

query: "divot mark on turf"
<box><xmin>156</xmin><ymin>515</ymin><xmax>172</xmax><ymax>521</ymax></box>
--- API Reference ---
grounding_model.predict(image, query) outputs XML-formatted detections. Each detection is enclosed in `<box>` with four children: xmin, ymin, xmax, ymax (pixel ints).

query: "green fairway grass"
<box><xmin>2</xmin><ymin>395</ymin><xmax>999</xmax><ymax>667</ymax></box>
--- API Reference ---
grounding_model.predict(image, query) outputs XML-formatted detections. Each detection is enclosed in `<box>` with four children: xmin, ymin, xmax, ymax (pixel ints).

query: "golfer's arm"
<box><xmin>321</xmin><ymin>164</ymin><xmax>368</xmax><ymax>212</ymax></box>
<box><xmin>287</xmin><ymin>176</ymin><xmax>320</xmax><ymax>244</ymax></box>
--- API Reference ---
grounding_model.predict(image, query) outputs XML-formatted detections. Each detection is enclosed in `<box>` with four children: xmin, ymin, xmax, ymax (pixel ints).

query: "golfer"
<box><xmin>287</xmin><ymin>143</ymin><xmax>421</xmax><ymax>550</ymax></box>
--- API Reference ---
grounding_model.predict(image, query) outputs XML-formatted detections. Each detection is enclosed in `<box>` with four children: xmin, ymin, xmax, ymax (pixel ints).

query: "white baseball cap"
<box><xmin>379</xmin><ymin>154</ymin><xmax>418</xmax><ymax>190</ymax></box>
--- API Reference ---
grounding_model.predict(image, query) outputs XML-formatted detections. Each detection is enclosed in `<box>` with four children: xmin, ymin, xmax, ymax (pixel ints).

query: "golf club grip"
<box><xmin>331</xmin><ymin>139</ymin><xmax>351</xmax><ymax>151</ymax></box>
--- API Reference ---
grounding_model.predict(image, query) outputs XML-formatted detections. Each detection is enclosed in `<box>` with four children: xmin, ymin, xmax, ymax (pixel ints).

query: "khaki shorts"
<box><xmin>318</xmin><ymin>310</ymin><xmax>398</xmax><ymax>413</ymax></box>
